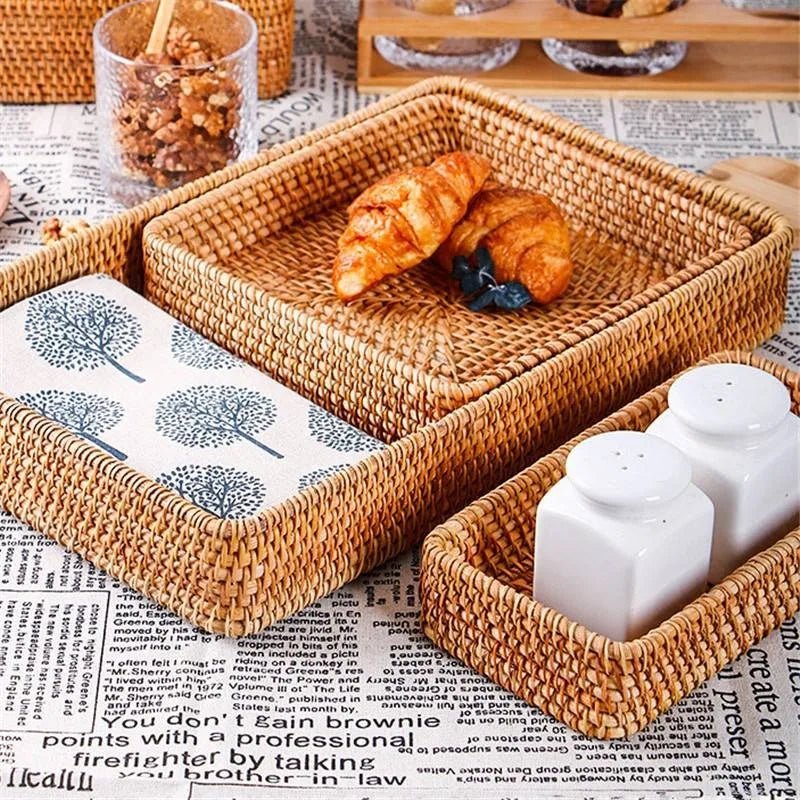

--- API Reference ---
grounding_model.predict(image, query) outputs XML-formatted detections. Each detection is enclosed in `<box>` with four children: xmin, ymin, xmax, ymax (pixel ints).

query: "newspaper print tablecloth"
<box><xmin>1</xmin><ymin>0</ymin><xmax>798</xmax><ymax>796</ymax></box>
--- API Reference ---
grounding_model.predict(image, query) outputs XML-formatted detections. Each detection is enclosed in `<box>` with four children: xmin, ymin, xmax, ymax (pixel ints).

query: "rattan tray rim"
<box><xmin>0</xmin><ymin>389</ymin><xmax>422</xmax><ymax>534</ymax></box>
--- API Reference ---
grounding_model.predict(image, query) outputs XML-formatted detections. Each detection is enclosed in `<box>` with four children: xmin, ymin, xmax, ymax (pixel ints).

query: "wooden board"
<box><xmin>708</xmin><ymin>157</ymin><xmax>800</xmax><ymax>247</ymax></box>
<box><xmin>357</xmin><ymin>0</ymin><xmax>800</xmax><ymax>97</ymax></box>
<box><xmin>359</xmin><ymin>39</ymin><xmax>800</xmax><ymax>98</ymax></box>
<box><xmin>360</xmin><ymin>0</ymin><xmax>799</xmax><ymax>41</ymax></box>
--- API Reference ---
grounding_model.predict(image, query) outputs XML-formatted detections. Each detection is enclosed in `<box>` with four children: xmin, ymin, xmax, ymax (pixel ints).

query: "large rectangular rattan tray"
<box><xmin>143</xmin><ymin>78</ymin><xmax>792</xmax><ymax>442</ymax></box>
<box><xmin>420</xmin><ymin>351</ymin><xmax>800</xmax><ymax>740</ymax></box>
<box><xmin>0</xmin><ymin>81</ymin><xmax>519</xmax><ymax>636</ymax></box>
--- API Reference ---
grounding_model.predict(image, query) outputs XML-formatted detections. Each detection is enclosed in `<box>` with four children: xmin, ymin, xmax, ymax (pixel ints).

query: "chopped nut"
<box><xmin>145</xmin><ymin>105</ymin><xmax>176</xmax><ymax>131</ymax></box>
<box><xmin>203</xmin><ymin>111</ymin><xmax>226</xmax><ymax>137</ymax></box>
<box><xmin>153</xmin><ymin>71</ymin><xmax>174</xmax><ymax>89</ymax></box>
<box><xmin>208</xmin><ymin>92</ymin><xmax>230</xmax><ymax>107</ymax></box>
<box><xmin>113</xmin><ymin>22</ymin><xmax>242</xmax><ymax>190</ymax></box>
<box><xmin>41</xmin><ymin>217</ymin><xmax>91</xmax><ymax>245</ymax></box>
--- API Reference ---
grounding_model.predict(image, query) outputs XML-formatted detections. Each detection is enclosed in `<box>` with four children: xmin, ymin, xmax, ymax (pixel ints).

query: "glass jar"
<box><xmin>542</xmin><ymin>0</ymin><xmax>688</xmax><ymax>77</ymax></box>
<box><xmin>374</xmin><ymin>0</ymin><xmax>520</xmax><ymax>73</ymax></box>
<box><xmin>94</xmin><ymin>0</ymin><xmax>258</xmax><ymax>206</ymax></box>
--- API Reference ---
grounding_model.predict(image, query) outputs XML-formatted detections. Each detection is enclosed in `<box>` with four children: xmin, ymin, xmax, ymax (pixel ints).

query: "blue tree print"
<box><xmin>157</xmin><ymin>464</ymin><xmax>266</xmax><ymax>518</ymax></box>
<box><xmin>20</xmin><ymin>389</ymin><xmax>127</xmax><ymax>461</ymax></box>
<box><xmin>307</xmin><ymin>407</ymin><xmax>383</xmax><ymax>453</ymax></box>
<box><xmin>155</xmin><ymin>385</ymin><xmax>283</xmax><ymax>459</ymax></box>
<box><xmin>297</xmin><ymin>464</ymin><xmax>347</xmax><ymax>491</ymax></box>
<box><xmin>171</xmin><ymin>324</ymin><xmax>242</xmax><ymax>370</ymax></box>
<box><xmin>25</xmin><ymin>290</ymin><xmax>145</xmax><ymax>383</ymax></box>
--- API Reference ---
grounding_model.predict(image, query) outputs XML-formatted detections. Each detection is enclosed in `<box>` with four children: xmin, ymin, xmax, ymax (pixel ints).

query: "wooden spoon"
<box><xmin>146</xmin><ymin>0</ymin><xmax>177</xmax><ymax>55</ymax></box>
<box><xmin>0</xmin><ymin>171</ymin><xmax>10</xmax><ymax>220</ymax></box>
<box><xmin>707</xmin><ymin>156</ymin><xmax>800</xmax><ymax>249</ymax></box>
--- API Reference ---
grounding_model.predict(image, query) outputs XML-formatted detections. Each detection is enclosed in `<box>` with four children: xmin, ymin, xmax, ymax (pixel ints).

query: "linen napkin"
<box><xmin>0</xmin><ymin>274</ymin><xmax>384</xmax><ymax>518</ymax></box>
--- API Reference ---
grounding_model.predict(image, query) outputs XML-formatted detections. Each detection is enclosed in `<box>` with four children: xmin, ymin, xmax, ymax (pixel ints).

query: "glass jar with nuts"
<box><xmin>541</xmin><ymin>0</ymin><xmax>689</xmax><ymax>77</ymax></box>
<box><xmin>94</xmin><ymin>0</ymin><xmax>258</xmax><ymax>206</ymax></box>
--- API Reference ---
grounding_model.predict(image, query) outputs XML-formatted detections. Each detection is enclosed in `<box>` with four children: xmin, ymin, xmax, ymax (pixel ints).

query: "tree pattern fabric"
<box><xmin>157</xmin><ymin>464</ymin><xmax>266</xmax><ymax>519</ymax></box>
<box><xmin>25</xmin><ymin>288</ymin><xmax>145</xmax><ymax>383</ymax></box>
<box><xmin>1</xmin><ymin>275</ymin><xmax>385</xmax><ymax>518</ymax></box>
<box><xmin>156</xmin><ymin>385</ymin><xmax>282</xmax><ymax>458</ymax></box>
<box><xmin>308</xmin><ymin>406</ymin><xmax>384</xmax><ymax>453</ymax></box>
<box><xmin>297</xmin><ymin>463</ymin><xmax>348</xmax><ymax>491</ymax></box>
<box><xmin>171</xmin><ymin>324</ymin><xmax>243</xmax><ymax>370</ymax></box>
<box><xmin>19</xmin><ymin>389</ymin><xmax>128</xmax><ymax>461</ymax></box>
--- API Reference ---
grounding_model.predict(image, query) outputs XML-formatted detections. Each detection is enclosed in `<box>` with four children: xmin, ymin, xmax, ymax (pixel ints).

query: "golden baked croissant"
<box><xmin>333</xmin><ymin>151</ymin><xmax>491</xmax><ymax>302</ymax></box>
<box><xmin>436</xmin><ymin>186</ymin><xmax>573</xmax><ymax>304</ymax></box>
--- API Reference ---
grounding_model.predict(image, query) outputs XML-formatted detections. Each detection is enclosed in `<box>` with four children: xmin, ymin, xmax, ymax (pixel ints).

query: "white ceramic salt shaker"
<box><xmin>647</xmin><ymin>363</ymin><xmax>800</xmax><ymax>584</ymax></box>
<box><xmin>533</xmin><ymin>431</ymin><xmax>714</xmax><ymax>641</ymax></box>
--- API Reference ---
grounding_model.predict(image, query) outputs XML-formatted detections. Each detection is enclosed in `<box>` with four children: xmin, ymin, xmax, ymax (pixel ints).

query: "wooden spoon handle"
<box><xmin>146</xmin><ymin>0</ymin><xmax>177</xmax><ymax>55</ymax></box>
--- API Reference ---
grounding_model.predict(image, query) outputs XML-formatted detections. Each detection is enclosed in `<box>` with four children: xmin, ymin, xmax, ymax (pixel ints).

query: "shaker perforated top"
<box><xmin>565</xmin><ymin>430</ymin><xmax>692</xmax><ymax>509</ymax></box>
<box><xmin>667</xmin><ymin>363</ymin><xmax>791</xmax><ymax>438</ymax></box>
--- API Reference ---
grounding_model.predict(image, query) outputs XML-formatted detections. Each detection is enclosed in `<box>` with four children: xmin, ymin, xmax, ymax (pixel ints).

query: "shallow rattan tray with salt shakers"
<box><xmin>421</xmin><ymin>350</ymin><xmax>799</xmax><ymax>739</ymax></box>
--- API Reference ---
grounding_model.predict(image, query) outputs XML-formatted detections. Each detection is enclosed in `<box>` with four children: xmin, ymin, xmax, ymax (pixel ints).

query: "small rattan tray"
<box><xmin>143</xmin><ymin>78</ymin><xmax>792</xmax><ymax>442</ymax></box>
<box><xmin>420</xmin><ymin>351</ymin><xmax>800</xmax><ymax>740</ymax></box>
<box><xmin>0</xmin><ymin>0</ymin><xmax>293</xmax><ymax>102</ymax></box>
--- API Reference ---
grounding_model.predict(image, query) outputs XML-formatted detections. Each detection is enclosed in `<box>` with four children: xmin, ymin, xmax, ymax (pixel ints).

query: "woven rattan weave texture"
<box><xmin>420</xmin><ymin>351</ymin><xmax>800</xmax><ymax>740</ymax></box>
<box><xmin>144</xmin><ymin>79</ymin><xmax>792</xmax><ymax>441</ymax></box>
<box><xmin>0</xmin><ymin>82</ymin><xmax>474</xmax><ymax>636</ymax></box>
<box><xmin>0</xmin><ymin>79</ymin><xmax>793</xmax><ymax>636</ymax></box>
<box><xmin>0</xmin><ymin>0</ymin><xmax>293</xmax><ymax>102</ymax></box>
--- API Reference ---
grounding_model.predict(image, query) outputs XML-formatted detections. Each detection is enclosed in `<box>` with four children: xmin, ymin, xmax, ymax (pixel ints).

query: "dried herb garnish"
<box><xmin>452</xmin><ymin>247</ymin><xmax>532</xmax><ymax>311</ymax></box>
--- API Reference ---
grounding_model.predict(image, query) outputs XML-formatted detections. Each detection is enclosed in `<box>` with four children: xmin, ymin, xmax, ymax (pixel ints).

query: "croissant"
<box><xmin>333</xmin><ymin>151</ymin><xmax>491</xmax><ymax>302</ymax></box>
<box><xmin>436</xmin><ymin>186</ymin><xmax>573</xmax><ymax>304</ymax></box>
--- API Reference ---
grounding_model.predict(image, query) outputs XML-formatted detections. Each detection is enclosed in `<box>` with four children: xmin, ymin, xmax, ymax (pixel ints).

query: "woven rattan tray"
<box><xmin>420</xmin><ymin>351</ymin><xmax>800</xmax><ymax>740</ymax></box>
<box><xmin>0</xmin><ymin>0</ymin><xmax>293</xmax><ymax>102</ymax></box>
<box><xmin>0</xmin><ymin>82</ymin><xmax>493</xmax><ymax>635</ymax></box>
<box><xmin>143</xmin><ymin>78</ymin><xmax>793</xmax><ymax>442</ymax></box>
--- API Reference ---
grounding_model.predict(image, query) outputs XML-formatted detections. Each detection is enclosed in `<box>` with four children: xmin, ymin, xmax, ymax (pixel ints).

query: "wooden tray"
<box><xmin>357</xmin><ymin>0</ymin><xmax>800</xmax><ymax>98</ymax></box>
<box><xmin>143</xmin><ymin>77</ymin><xmax>792</xmax><ymax>443</ymax></box>
<box><xmin>420</xmin><ymin>350</ymin><xmax>800</xmax><ymax>739</ymax></box>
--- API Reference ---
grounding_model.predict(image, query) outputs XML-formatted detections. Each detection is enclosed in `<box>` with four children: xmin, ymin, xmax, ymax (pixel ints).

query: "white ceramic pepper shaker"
<box><xmin>533</xmin><ymin>431</ymin><xmax>714</xmax><ymax>642</ymax></box>
<box><xmin>647</xmin><ymin>363</ymin><xmax>800</xmax><ymax>584</ymax></box>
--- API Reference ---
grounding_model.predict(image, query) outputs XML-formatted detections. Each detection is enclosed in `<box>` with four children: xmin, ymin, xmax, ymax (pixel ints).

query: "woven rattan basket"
<box><xmin>0</xmin><ymin>82</ymin><xmax>501</xmax><ymax>636</ymax></box>
<box><xmin>143</xmin><ymin>78</ymin><xmax>793</xmax><ymax>443</ymax></box>
<box><xmin>0</xmin><ymin>0</ymin><xmax>293</xmax><ymax>102</ymax></box>
<box><xmin>420</xmin><ymin>351</ymin><xmax>800</xmax><ymax>740</ymax></box>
